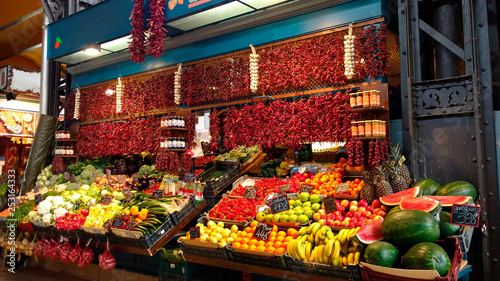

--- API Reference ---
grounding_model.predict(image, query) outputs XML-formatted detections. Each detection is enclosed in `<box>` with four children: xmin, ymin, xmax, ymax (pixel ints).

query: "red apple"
<box><xmin>320</xmin><ymin>214</ymin><xmax>326</xmax><ymax>220</ymax></box>
<box><xmin>350</xmin><ymin>217</ymin><xmax>358</xmax><ymax>224</ymax></box>
<box><xmin>357</xmin><ymin>206</ymin><xmax>366</xmax><ymax>213</ymax></box>
<box><xmin>372</xmin><ymin>208</ymin><xmax>381</xmax><ymax>215</ymax></box>
<box><xmin>340</xmin><ymin>220</ymin><xmax>350</xmax><ymax>227</ymax></box>
<box><xmin>348</xmin><ymin>222</ymin><xmax>356</xmax><ymax>228</ymax></box>
<box><xmin>378</xmin><ymin>211</ymin><xmax>387</xmax><ymax>218</ymax></box>
<box><xmin>333</xmin><ymin>211</ymin><xmax>342</xmax><ymax>217</ymax></box>
<box><xmin>361</xmin><ymin>211</ymin><xmax>372</xmax><ymax>217</ymax></box>
<box><xmin>345</xmin><ymin>211</ymin><xmax>354</xmax><ymax>218</ymax></box>
<box><xmin>372</xmin><ymin>199</ymin><xmax>381</xmax><ymax>208</ymax></box>
<box><xmin>349</xmin><ymin>205</ymin><xmax>358</xmax><ymax>213</ymax></box>
<box><xmin>353</xmin><ymin>212</ymin><xmax>362</xmax><ymax>219</ymax></box>
<box><xmin>340</xmin><ymin>200</ymin><xmax>350</xmax><ymax>208</ymax></box>
<box><xmin>366</xmin><ymin>205</ymin><xmax>374</xmax><ymax>212</ymax></box>
<box><xmin>358</xmin><ymin>200</ymin><xmax>368</xmax><ymax>208</ymax></box>
<box><xmin>368</xmin><ymin>215</ymin><xmax>376</xmax><ymax>220</ymax></box>
<box><xmin>356</xmin><ymin>221</ymin><xmax>365</xmax><ymax>227</ymax></box>
<box><xmin>325</xmin><ymin>219</ymin><xmax>333</xmax><ymax>226</ymax></box>
<box><xmin>335</xmin><ymin>215</ymin><xmax>344</xmax><ymax>222</ymax></box>
<box><xmin>337</xmin><ymin>206</ymin><xmax>345</xmax><ymax>213</ymax></box>
<box><xmin>333</xmin><ymin>220</ymin><xmax>341</xmax><ymax>226</ymax></box>
<box><xmin>349</xmin><ymin>200</ymin><xmax>358</xmax><ymax>207</ymax></box>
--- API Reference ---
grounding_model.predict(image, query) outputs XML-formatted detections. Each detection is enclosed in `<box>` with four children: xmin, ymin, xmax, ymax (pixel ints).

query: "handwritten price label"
<box><xmin>35</xmin><ymin>193</ymin><xmax>42</xmax><ymax>204</ymax></box>
<box><xmin>279</xmin><ymin>184</ymin><xmax>291</xmax><ymax>192</ymax></box>
<box><xmin>112</xmin><ymin>217</ymin><xmax>125</xmax><ymax>228</ymax></box>
<box><xmin>243</xmin><ymin>186</ymin><xmax>257</xmax><ymax>199</ymax></box>
<box><xmin>149</xmin><ymin>179</ymin><xmax>156</xmax><ymax>188</ymax></box>
<box><xmin>190</xmin><ymin>227</ymin><xmax>200</xmax><ymax>240</ymax></box>
<box><xmin>335</xmin><ymin>183</ymin><xmax>350</xmax><ymax>193</ymax></box>
<box><xmin>268</xmin><ymin>194</ymin><xmax>290</xmax><ymax>214</ymax></box>
<box><xmin>152</xmin><ymin>189</ymin><xmax>163</xmax><ymax>199</ymax></box>
<box><xmin>118</xmin><ymin>175</ymin><xmax>124</xmax><ymax>184</ymax></box>
<box><xmin>451</xmin><ymin>204</ymin><xmax>480</xmax><ymax>227</ymax></box>
<box><xmin>125</xmin><ymin>220</ymin><xmax>138</xmax><ymax>230</ymax></box>
<box><xmin>253</xmin><ymin>222</ymin><xmax>273</xmax><ymax>241</ymax></box>
<box><xmin>125</xmin><ymin>192</ymin><xmax>135</xmax><ymax>201</ymax></box>
<box><xmin>184</xmin><ymin>173</ymin><xmax>196</xmax><ymax>183</ymax></box>
<box><xmin>300</xmin><ymin>184</ymin><xmax>313</xmax><ymax>194</ymax></box>
<box><xmin>323</xmin><ymin>194</ymin><xmax>337</xmax><ymax>214</ymax></box>
<box><xmin>98</xmin><ymin>195</ymin><xmax>114</xmax><ymax>206</ymax></box>
<box><xmin>132</xmin><ymin>174</ymin><xmax>138</xmax><ymax>183</ymax></box>
<box><xmin>122</xmin><ymin>186</ymin><xmax>131</xmax><ymax>195</ymax></box>
<box><xmin>102</xmin><ymin>219</ymin><xmax>112</xmax><ymax>230</ymax></box>
<box><xmin>34</xmin><ymin>186</ymin><xmax>39</xmax><ymax>193</ymax></box>
<box><xmin>64</xmin><ymin>172</ymin><xmax>70</xmax><ymax>180</ymax></box>
<box><xmin>106</xmin><ymin>170</ymin><xmax>111</xmax><ymax>178</ymax></box>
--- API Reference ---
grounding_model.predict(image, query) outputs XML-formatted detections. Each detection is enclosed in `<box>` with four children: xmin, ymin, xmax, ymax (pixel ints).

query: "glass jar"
<box><xmin>358</xmin><ymin>121</ymin><xmax>365</xmax><ymax>137</ymax></box>
<box><xmin>167</xmin><ymin>138</ymin><xmax>173</xmax><ymax>149</ymax></box>
<box><xmin>180</xmin><ymin>117</ymin><xmax>185</xmax><ymax>128</ymax></box>
<box><xmin>66</xmin><ymin>132</ymin><xmax>71</xmax><ymax>139</ymax></box>
<box><xmin>356</xmin><ymin>92</ymin><xmax>363</xmax><ymax>108</ymax></box>
<box><xmin>365</xmin><ymin>120</ymin><xmax>372</xmax><ymax>137</ymax></box>
<box><xmin>160</xmin><ymin>138</ymin><xmax>165</xmax><ymax>149</ymax></box>
<box><xmin>370</xmin><ymin>90</ymin><xmax>379</xmax><ymax>107</ymax></box>
<box><xmin>381</xmin><ymin>121</ymin><xmax>386</xmax><ymax>137</ymax></box>
<box><xmin>350</xmin><ymin>93</ymin><xmax>357</xmax><ymax>108</ymax></box>
<box><xmin>363</xmin><ymin>91</ymin><xmax>370</xmax><ymax>108</ymax></box>
<box><xmin>351</xmin><ymin>121</ymin><xmax>358</xmax><ymax>137</ymax></box>
<box><xmin>167</xmin><ymin>117</ymin><xmax>173</xmax><ymax>128</ymax></box>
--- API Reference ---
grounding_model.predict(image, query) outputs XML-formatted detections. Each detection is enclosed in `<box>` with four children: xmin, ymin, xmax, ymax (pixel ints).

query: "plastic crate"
<box><xmin>30</xmin><ymin>222</ymin><xmax>57</xmax><ymax>234</ymax></box>
<box><xmin>203</xmin><ymin>194</ymin><xmax>223</xmax><ymax>209</ymax></box>
<box><xmin>197</xmin><ymin>216</ymin><xmax>248</xmax><ymax>231</ymax></box>
<box><xmin>285</xmin><ymin>255</ymin><xmax>362</xmax><ymax>280</ymax></box>
<box><xmin>172</xmin><ymin>196</ymin><xmax>197</xmax><ymax>224</ymax></box>
<box><xmin>453</xmin><ymin>226</ymin><xmax>473</xmax><ymax>253</ymax></box>
<box><xmin>198</xmin><ymin>162</ymin><xmax>241</xmax><ymax>196</ymax></box>
<box><xmin>178</xmin><ymin>238</ymin><xmax>229</xmax><ymax>260</ymax></box>
<box><xmin>79</xmin><ymin>227</ymin><xmax>110</xmax><ymax>242</ymax></box>
<box><xmin>109</xmin><ymin>215</ymin><xmax>175</xmax><ymax>248</ymax></box>
<box><xmin>228</xmin><ymin>247</ymin><xmax>287</xmax><ymax>270</ymax></box>
<box><xmin>359</xmin><ymin>237</ymin><xmax>463</xmax><ymax>281</ymax></box>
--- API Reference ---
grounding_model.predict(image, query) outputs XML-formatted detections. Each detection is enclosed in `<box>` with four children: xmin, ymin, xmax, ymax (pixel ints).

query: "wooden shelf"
<box><xmin>183</xmin><ymin>254</ymin><xmax>347</xmax><ymax>281</ymax></box>
<box><xmin>161</xmin><ymin>127</ymin><xmax>189</xmax><ymax>131</ymax></box>
<box><xmin>351</xmin><ymin>136</ymin><xmax>387</xmax><ymax>140</ymax></box>
<box><xmin>56</xmin><ymin>155</ymin><xmax>79</xmax><ymax>158</ymax></box>
<box><xmin>55</xmin><ymin>139</ymin><xmax>78</xmax><ymax>142</ymax></box>
<box><xmin>162</xmin><ymin>149</ymin><xmax>187</xmax><ymax>152</ymax></box>
<box><xmin>350</xmin><ymin>106</ymin><xmax>388</xmax><ymax>113</ymax></box>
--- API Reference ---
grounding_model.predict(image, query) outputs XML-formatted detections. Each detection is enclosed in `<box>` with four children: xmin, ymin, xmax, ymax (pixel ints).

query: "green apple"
<box><xmin>311</xmin><ymin>203</ymin><xmax>321</xmax><ymax>212</ymax></box>
<box><xmin>299</xmin><ymin>192</ymin><xmax>310</xmax><ymax>203</ymax></box>
<box><xmin>288</xmin><ymin>200</ymin><xmax>295</xmax><ymax>207</ymax></box>
<box><xmin>286</xmin><ymin>210</ymin><xmax>295</xmax><ymax>216</ymax></box>
<box><xmin>298</xmin><ymin>214</ymin><xmax>309</xmax><ymax>224</ymax></box>
<box><xmin>265</xmin><ymin>214</ymin><xmax>273</xmax><ymax>222</ymax></box>
<box><xmin>288</xmin><ymin>214</ymin><xmax>298</xmax><ymax>223</ymax></box>
<box><xmin>302</xmin><ymin>206</ymin><xmax>312</xmax><ymax>213</ymax></box>
<box><xmin>279</xmin><ymin>215</ymin><xmax>289</xmax><ymax>223</ymax></box>
<box><xmin>256</xmin><ymin>212</ymin><xmax>267</xmax><ymax>222</ymax></box>
<box><xmin>272</xmin><ymin>214</ymin><xmax>281</xmax><ymax>223</ymax></box>
<box><xmin>293</xmin><ymin>200</ymin><xmax>302</xmax><ymax>208</ymax></box>
<box><xmin>304</xmin><ymin>209</ymin><xmax>314</xmax><ymax>220</ymax></box>
<box><xmin>302</xmin><ymin>201</ymin><xmax>312</xmax><ymax>208</ymax></box>
<box><xmin>310</xmin><ymin>194</ymin><xmax>321</xmax><ymax>203</ymax></box>
<box><xmin>294</xmin><ymin>208</ymin><xmax>304</xmax><ymax>216</ymax></box>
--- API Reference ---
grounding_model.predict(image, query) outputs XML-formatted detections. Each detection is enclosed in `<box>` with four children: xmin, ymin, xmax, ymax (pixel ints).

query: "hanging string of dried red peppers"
<box><xmin>147</xmin><ymin>0</ymin><xmax>167</xmax><ymax>58</ymax></box>
<box><xmin>129</xmin><ymin>0</ymin><xmax>146</xmax><ymax>64</ymax></box>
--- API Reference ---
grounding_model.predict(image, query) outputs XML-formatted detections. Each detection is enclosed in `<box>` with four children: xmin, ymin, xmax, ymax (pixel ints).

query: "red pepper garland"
<box><xmin>52</xmin><ymin>157</ymin><xmax>65</xmax><ymax>173</ymax></box>
<box><xmin>147</xmin><ymin>0</ymin><xmax>167</xmax><ymax>58</ymax></box>
<box><xmin>354</xmin><ymin>24</ymin><xmax>389</xmax><ymax>80</ymax></box>
<box><xmin>185</xmin><ymin>113</ymin><xmax>196</xmax><ymax>150</ymax></box>
<box><xmin>156</xmin><ymin>151</ymin><xmax>179</xmax><ymax>172</ymax></box>
<box><xmin>64</xmin><ymin>93</ymin><xmax>75</xmax><ymax>123</ymax></box>
<box><xmin>129</xmin><ymin>0</ymin><xmax>146</xmax><ymax>64</ymax></box>
<box><xmin>79</xmin><ymin>84</ymin><xmax>116</xmax><ymax>122</ymax></box>
<box><xmin>209</xmin><ymin>109</ymin><xmax>220</xmax><ymax>152</ymax></box>
<box><xmin>347</xmin><ymin>140</ymin><xmax>364</xmax><ymax>167</ymax></box>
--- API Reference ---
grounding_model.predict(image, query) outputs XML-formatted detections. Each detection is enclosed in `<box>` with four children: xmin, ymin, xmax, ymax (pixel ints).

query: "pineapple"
<box><xmin>374</xmin><ymin>166</ymin><xmax>393</xmax><ymax>198</ymax></box>
<box><xmin>388</xmin><ymin>143</ymin><xmax>412</xmax><ymax>191</ymax></box>
<box><xmin>360</xmin><ymin>171</ymin><xmax>376</xmax><ymax>204</ymax></box>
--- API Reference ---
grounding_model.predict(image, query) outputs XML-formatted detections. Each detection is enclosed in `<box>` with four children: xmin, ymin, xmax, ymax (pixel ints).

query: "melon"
<box><xmin>414</xmin><ymin>179</ymin><xmax>441</xmax><ymax>195</ymax></box>
<box><xmin>364</xmin><ymin>241</ymin><xmax>400</xmax><ymax>268</ymax></box>
<box><xmin>400</xmin><ymin>196</ymin><xmax>442</xmax><ymax>216</ymax></box>
<box><xmin>423</xmin><ymin>196</ymin><xmax>472</xmax><ymax>207</ymax></box>
<box><xmin>436</xmin><ymin>181</ymin><xmax>477</xmax><ymax>201</ymax></box>
<box><xmin>379</xmin><ymin>187</ymin><xmax>422</xmax><ymax>206</ymax></box>
<box><xmin>438</xmin><ymin>211</ymin><xmax>461</xmax><ymax>236</ymax></box>
<box><xmin>387</xmin><ymin>205</ymin><xmax>401</xmax><ymax>216</ymax></box>
<box><xmin>381</xmin><ymin>210</ymin><xmax>440</xmax><ymax>245</ymax></box>
<box><xmin>402</xmin><ymin>242</ymin><xmax>451</xmax><ymax>276</ymax></box>
<box><xmin>355</xmin><ymin>218</ymin><xmax>383</xmax><ymax>244</ymax></box>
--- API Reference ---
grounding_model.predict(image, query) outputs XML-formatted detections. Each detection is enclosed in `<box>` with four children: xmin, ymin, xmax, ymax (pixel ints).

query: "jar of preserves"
<box><xmin>350</xmin><ymin>93</ymin><xmax>357</xmax><ymax>108</ymax></box>
<box><xmin>358</xmin><ymin>121</ymin><xmax>365</xmax><ymax>137</ymax></box>
<box><xmin>351</xmin><ymin>121</ymin><xmax>358</xmax><ymax>137</ymax></box>
<box><xmin>370</xmin><ymin>90</ymin><xmax>380</xmax><ymax>107</ymax></box>
<box><xmin>381</xmin><ymin>121</ymin><xmax>387</xmax><ymax>137</ymax></box>
<box><xmin>365</xmin><ymin>120</ymin><xmax>372</xmax><ymax>137</ymax></box>
<box><xmin>363</xmin><ymin>91</ymin><xmax>370</xmax><ymax>108</ymax></box>
<box><xmin>356</xmin><ymin>92</ymin><xmax>363</xmax><ymax>108</ymax></box>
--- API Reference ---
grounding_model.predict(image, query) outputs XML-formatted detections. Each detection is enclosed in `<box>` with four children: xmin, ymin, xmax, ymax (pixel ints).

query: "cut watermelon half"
<box><xmin>400</xmin><ymin>196</ymin><xmax>441</xmax><ymax>216</ymax></box>
<box><xmin>356</xmin><ymin>218</ymin><xmax>383</xmax><ymax>244</ymax></box>
<box><xmin>379</xmin><ymin>187</ymin><xmax>422</xmax><ymax>206</ymax></box>
<box><xmin>423</xmin><ymin>196</ymin><xmax>472</xmax><ymax>207</ymax></box>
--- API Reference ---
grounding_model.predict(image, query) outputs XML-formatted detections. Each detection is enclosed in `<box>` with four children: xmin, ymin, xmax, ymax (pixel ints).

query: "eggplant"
<box><xmin>127</xmin><ymin>164</ymin><xmax>137</xmax><ymax>174</ymax></box>
<box><xmin>143</xmin><ymin>154</ymin><xmax>154</xmax><ymax>165</ymax></box>
<box><xmin>112</xmin><ymin>168</ymin><xmax>118</xmax><ymax>175</ymax></box>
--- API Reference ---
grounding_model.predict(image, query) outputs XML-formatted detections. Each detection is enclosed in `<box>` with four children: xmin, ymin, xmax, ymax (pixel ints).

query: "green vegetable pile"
<box><xmin>258</xmin><ymin>158</ymin><xmax>283</xmax><ymax>177</ymax></box>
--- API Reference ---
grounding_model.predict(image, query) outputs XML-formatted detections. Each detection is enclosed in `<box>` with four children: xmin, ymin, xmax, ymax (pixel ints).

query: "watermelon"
<box><xmin>387</xmin><ymin>205</ymin><xmax>401</xmax><ymax>216</ymax></box>
<box><xmin>439</xmin><ymin>211</ymin><xmax>460</xmax><ymax>236</ymax></box>
<box><xmin>436</xmin><ymin>181</ymin><xmax>477</xmax><ymax>201</ymax></box>
<box><xmin>400</xmin><ymin>196</ymin><xmax>442</xmax><ymax>216</ymax></box>
<box><xmin>381</xmin><ymin>210</ymin><xmax>440</xmax><ymax>245</ymax></box>
<box><xmin>423</xmin><ymin>196</ymin><xmax>472</xmax><ymax>207</ymax></box>
<box><xmin>402</xmin><ymin>242</ymin><xmax>451</xmax><ymax>276</ymax></box>
<box><xmin>379</xmin><ymin>187</ymin><xmax>422</xmax><ymax>206</ymax></box>
<box><xmin>356</xmin><ymin>218</ymin><xmax>383</xmax><ymax>244</ymax></box>
<box><xmin>364</xmin><ymin>241</ymin><xmax>400</xmax><ymax>268</ymax></box>
<box><xmin>414</xmin><ymin>179</ymin><xmax>441</xmax><ymax>195</ymax></box>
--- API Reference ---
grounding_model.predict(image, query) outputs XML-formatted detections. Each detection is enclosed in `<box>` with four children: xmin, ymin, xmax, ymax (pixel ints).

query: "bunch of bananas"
<box><xmin>287</xmin><ymin>222</ymin><xmax>363</xmax><ymax>266</ymax></box>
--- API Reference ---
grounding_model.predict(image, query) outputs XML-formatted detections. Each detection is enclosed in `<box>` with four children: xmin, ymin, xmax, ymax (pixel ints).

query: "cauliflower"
<box><xmin>71</xmin><ymin>193</ymin><xmax>81</xmax><ymax>202</ymax></box>
<box><xmin>42</xmin><ymin>213</ymin><xmax>53</xmax><ymax>224</ymax></box>
<box><xmin>81</xmin><ymin>184</ymin><xmax>90</xmax><ymax>191</ymax></box>
<box><xmin>45</xmin><ymin>196</ymin><xmax>54</xmax><ymax>202</ymax></box>
<box><xmin>64</xmin><ymin>202</ymin><xmax>74</xmax><ymax>210</ymax></box>
<box><xmin>52</xmin><ymin>197</ymin><xmax>65</xmax><ymax>209</ymax></box>
<box><xmin>88</xmin><ymin>198</ymin><xmax>96</xmax><ymax>207</ymax></box>
<box><xmin>53</xmin><ymin>207</ymin><xmax>69</xmax><ymax>220</ymax></box>
<box><xmin>37</xmin><ymin>201</ymin><xmax>52</xmax><ymax>215</ymax></box>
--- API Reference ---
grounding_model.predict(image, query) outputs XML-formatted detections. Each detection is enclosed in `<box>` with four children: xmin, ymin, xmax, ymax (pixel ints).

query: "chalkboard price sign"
<box><xmin>98</xmin><ymin>195</ymin><xmax>114</xmax><ymax>206</ymax></box>
<box><xmin>184</xmin><ymin>173</ymin><xmax>196</xmax><ymax>183</ymax></box>
<box><xmin>118</xmin><ymin>175</ymin><xmax>124</xmax><ymax>184</ymax></box>
<box><xmin>125</xmin><ymin>192</ymin><xmax>135</xmax><ymax>201</ymax></box>
<box><xmin>269</xmin><ymin>194</ymin><xmax>290</xmax><ymax>214</ymax></box>
<box><xmin>451</xmin><ymin>204</ymin><xmax>481</xmax><ymax>227</ymax></box>
<box><xmin>279</xmin><ymin>184</ymin><xmax>291</xmax><ymax>192</ymax></box>
<box><xmin>323</xmin><ymin>195</ymin><xmax>337</xmax><ymax>214</ymax></box>
<box><xmin>243</xmin><ymin>186</ymin><xmax>257</xmax><ymax>199</ymax></box>
<box><xmin>132</xmin><ymin>174</ymin><xmax>138</xmax><ymax>183</ymax></box>
<box><xmin>300</xmin><ymin>184</ymin><xmax>313</xmax><ymax>194</ymax></box>
<box><xmin>70</xmin><ymin>176</ymin><xmax>76</xmax><ymax>183</ymax></box>
<box><xmin>335</xmin><ymin>183</ymin><xmax>350</xmax><ymax>193</ymax></box>
<box><xmin>93</xmin><ymin>170</ymin><xmax>97</xmax><ymax>178</ymax></box>
<box><xmin>51</xmin><ymin>176</ymin><xmax>57</xmax><ymax>185</ymax></box>
<box><xmin>112</xmin><ymin>217</ymin><xmax>125</xmax><ymax>228</ymax></box>
<box><xmin>122</xmin><ymin>186</ymin><xmax>131</xmax><ymax>195</ymax></box>
<box><xmin>190</xmin><ymin>227</ymin><xmax>201</xmax><ymax>240</ymax></box>
<box><xmin>152</xmin><ymin>189</ymin><xmax>163</xmax><ymax>199</ymax></box>
<box><xmin>103</xmin><ymin>219</ymin><xmax>112</xmax><ymax>230</ymax></box>
<box><xmin>225</xmin><ymin>157</ymin><xmax>239</xmax><ymax>163</ymax></box>
<box><xmin>106</xmin><ymin>170</ymin><xmax>111</xmax><ymax>178</ymax></box>
<box><xmin>34</xmin><ymin>186</ymin><xmax>39</xmax><ymax>193</ymax></box>
<box><xmin>149</xmin><ymin>179</ymin><xmax>156</xmax><ymax>188</ymax></box>
<box><xmin>253</xmin><ymin>222</ymin><xmax>273</xmax><ymax>241</ymax></box>
<box><xmin>35</xmin><ymin>193</ymin><xmax>42</xmax><ymax>204</ymax></box>
<box><xmin>64</xmin><ymin>172</ymin><xmax>70</xmax><ymax>180</ymax></box>
<box><xmin>76</xmin><ymin>182</ymin><xmax>81</xmax><ymax>191</ymax></box>
<box><xmin>125</xmin><ymin>220</ymin><xmax>138</xmax><ymax>230</ymax></box>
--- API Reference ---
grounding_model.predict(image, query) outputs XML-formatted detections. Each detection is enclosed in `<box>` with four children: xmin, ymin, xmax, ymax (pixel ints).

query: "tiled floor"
<box><xmin>0</xmin><ymin>267</ymin><xmax>91</xmax><ymax>281</ymax></box>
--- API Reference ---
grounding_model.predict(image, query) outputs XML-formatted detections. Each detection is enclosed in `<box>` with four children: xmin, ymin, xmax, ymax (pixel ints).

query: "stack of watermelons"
<box><xmin>356</xmin><ymin>180</ymin><xmax>477</xmax><ymax>277</ymax></box>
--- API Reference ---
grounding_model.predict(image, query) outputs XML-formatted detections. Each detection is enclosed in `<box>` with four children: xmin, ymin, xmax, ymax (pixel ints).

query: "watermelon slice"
<box><xmin>379</xmin><ymin>187</ymin><xmax>422</xmax><ymax>206</ymax></box>
<box><xmin>400</xmin><ymin>196</ymin><xmax>441</xmax><ymax>216</ymax></box>
<box><xmin>423</xmin><ymin>196</ymin><xmax>472</xmax><ymax>207</ymax></box>
<box><xmin>356</xmin><ymin>218</ymin><xmax>383</xmax><ymax>244</ymax></box>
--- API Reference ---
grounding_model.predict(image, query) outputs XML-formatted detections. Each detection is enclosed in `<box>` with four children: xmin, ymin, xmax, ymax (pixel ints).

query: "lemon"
<box><xmin>217</xmin><ymin>221</ymin><xmax>224</xmax><ymax>228</ymax></box>
<box><xmin>231</xmin><ymin>224</ymin><xmax>238</xmax><ymax>233</ymax></box>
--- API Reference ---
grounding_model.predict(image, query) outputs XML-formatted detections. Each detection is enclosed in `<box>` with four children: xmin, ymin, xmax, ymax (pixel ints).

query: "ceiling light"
<box><xmin>83</xmin><ymin>43</ymin><xmax>101</xmax><ymax>55</ymax></box>
<box><xmin>105</xmin><ymin>89</ymin><xmax>115</xmax><ymax>96</ymax></box>
<box><xmin>6</xmin><ymin>92</ymin><xmax>17</xmax><ymax>101</ymax></box>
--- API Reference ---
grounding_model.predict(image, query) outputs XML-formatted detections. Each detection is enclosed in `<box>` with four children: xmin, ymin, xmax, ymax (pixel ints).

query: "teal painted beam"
<box><xmin>71</xmin><ymin>0</ymin><xmax>382</xmax><ymax>87</ymax></box>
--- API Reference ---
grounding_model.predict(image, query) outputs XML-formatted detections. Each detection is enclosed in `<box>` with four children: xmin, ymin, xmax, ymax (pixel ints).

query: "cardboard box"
<box><xmin>139</xmin><ymin>274</ymin><xmax>158</xmax><ymax>281</ymax></box>
<box><xmin>64</xmin><ymin>262</ymin><xmax>77</xmax><ymax>276</ymax></box>
<box><xmin>86</xmin><ymin>263</ymin><xmax>99</xmax><ymax>280</ymax></box>
<box><xmin>74</xmin><ymin>264</ymin><xmax>87</xmax><ymax>277</ymax></box>
<box><xmin>99</xmin><ymin>266</ymin><xmax>113</xmax><ymax>281</ymax></box>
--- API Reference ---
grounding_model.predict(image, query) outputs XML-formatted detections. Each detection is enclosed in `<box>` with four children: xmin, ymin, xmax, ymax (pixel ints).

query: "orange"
<box><xmin>284</xmin><ymin>236</ymin><xmax>293</xmax><ymax>242</ymax></box>
<box><xmin>336</xmin><ymin>178</ymin><xmax>342</xmax><ymax>184</ymax></box>
<box><xmin>250</xmin><ymin>227</ymin><xmax>256</xmax><ymax>233</ymax></box>
<box><xmin>274</xmin><ymin>241</ymin><xmax>283</xmax><ymax>248</ymax></box>
<box><xmin>268</xmin><ymin>237</ymin><xmax>276</xmax><ymax>243</ymax></box>
<box><xmin>280</xmin><ymin>242</ymin><xmax>288</xmax><ymax>249</ymax></box>
<box><xmin>265</xmin><ymin>241</ymin><xmax>274</xmax><ymax>248</ymax></box>
<box><xmin>248</xmin><ymin>239</ymin><xmax>258</xmax><ymax>246</ymax></box>
<box><xmin>248</xmin><ymin>245</ymin><xmax>257</xmax><ymax>250</ymax></box>
<box><xmin>232</xmin><ymin>242</ymin><xmax>241</xmax><ymax>248</ymax></box>
<box><xmin>275</xmin><ymin>236</ymin><xmax>285</xmax><ymax>242</ymax></box>
<box><xmin>256</xmin><ymin>245</ymin><xmax>266</xmax><ymax>251</ymax></box>
<box><xmin>269</xmin><ymin>232</ymin><xmax>277</xmax><ymax>238</ymax></box>
<box><xmin>246</xmin><ymin>232</ymin><xmax>253</xmax><ymax>239</ymax></box>
<box><xmin>240</xmin><ymin>231</ymin><xmax>248</xmax><ymax>238</ymax></box>
<box><xmin>235</xmin><ymin>237</ymin><xmax>242</xmax><ymax>243</ymax></box>
<box><xmin>250</xmin><ymin>221</ymin><xmax>258</xmax><ymax>228</ymax></box>
<box><xmin>274</xmin><ymin>247</ymin><xmax>286</xmax><ymax>255</ymax></box>
<box><xmin>277</xmin><ymin>231</ymin><xmax>287</xmax><ymax>237</ymax></box>
<box><xmin>257</xmin><ymin>240</ymin><xmax>266</xmax><ymax>246</ymax></box>
<box><xmin>240</xmin><ymin>244</ymin><xmax>249</xmax><ymax>249</ymax></box>
<box><xmin>339</xmin><ymin>158</ymin><xmax>347</xmax><ymax>164</ymax></box>
<box><xmin>271</xmin><ymin>225</ymin><xmax>278</xmax><ymax>233</ymax></box>
<box><xmin>244</xmin><ymin>227</ymin><xmax>252</xmax><ymax>233</ymax></box>
<box><xmin>287</xmin><ymin>228</ymin><xmax>298</xmax><ymax>238</ymax></box>
<box><xmin>265</xmin><ymin>246</ymin><xmax>276</xmax><ymax>253</ymax></box>
<box><xmin>240</xmin><ymin>238</ymin><xmax>249</xmax><ymax>245</ymax></box>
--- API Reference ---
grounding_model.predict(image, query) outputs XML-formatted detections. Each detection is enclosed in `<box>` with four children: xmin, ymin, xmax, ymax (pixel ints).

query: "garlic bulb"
<box><xmin>74</xmin><ymin>87</ymin><xmax>81</xmax><ymax>120</ymax></box>
<box><xmin>116</xmin><ymin>77</ymin><xmax>123</xmax><ymax>113</ymax></box>
<box><xmin>174</xmin><ymin>63</ymin><xmax>182</xmax><ymax>105</ymax></box>
<box><xmin>344</xmin><ymin>24</ymin><xmax>356</xmax><ymax>80</ymax></box>
<box><xmin>249</xmin><ymin>44</ymin><xmax>259</xmax><ymax>93</ymax></box>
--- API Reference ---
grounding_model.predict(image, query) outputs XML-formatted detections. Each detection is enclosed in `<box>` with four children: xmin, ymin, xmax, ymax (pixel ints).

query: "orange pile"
<box><xmin>231</xmin><ymin>221</ymin><xmax>299</xmax><ymax>254</ymax></box>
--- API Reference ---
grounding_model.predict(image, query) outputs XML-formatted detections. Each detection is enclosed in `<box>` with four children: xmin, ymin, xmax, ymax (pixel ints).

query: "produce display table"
<box><xmin>183</xmin><ymin>254</ymin><xmax>347</xmax><ymax>281</ymax></box>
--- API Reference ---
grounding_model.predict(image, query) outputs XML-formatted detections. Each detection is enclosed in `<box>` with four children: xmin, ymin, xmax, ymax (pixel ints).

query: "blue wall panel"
<box><xmin>71</xmin><ymin>0</ymin><xmax>382</xmax><ymax>87</ymax></box>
